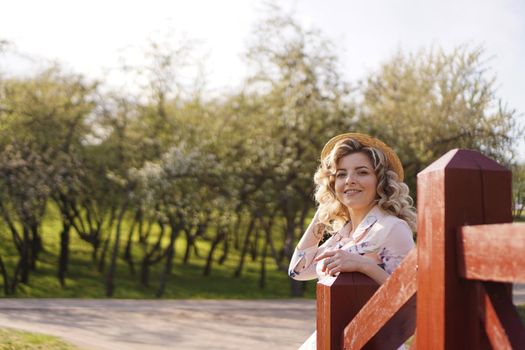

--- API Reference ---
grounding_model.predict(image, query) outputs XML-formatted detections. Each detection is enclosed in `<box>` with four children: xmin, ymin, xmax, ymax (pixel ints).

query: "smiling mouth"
<box><xmin>344</xmin><ymin>189</ymin><xmax>361</xmax><ymax>195</ymax></box>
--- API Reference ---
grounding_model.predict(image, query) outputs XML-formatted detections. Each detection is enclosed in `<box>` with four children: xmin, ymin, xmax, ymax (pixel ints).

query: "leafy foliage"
<box><xmin>0</xmin><ymin>7</ymin><xmax>521</xmax><ymax>297</ymax></box>
<box><xmin>359</xmin><ymin>46</ymin><xmax>520</xmax><ymax>193</ymax></box>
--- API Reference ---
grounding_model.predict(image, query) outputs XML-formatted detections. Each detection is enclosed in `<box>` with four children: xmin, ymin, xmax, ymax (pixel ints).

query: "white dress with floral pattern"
<box><xmin>288</xmin><ymin>205</ymin><xmax>415</xmax><ymax>349</ymax></box>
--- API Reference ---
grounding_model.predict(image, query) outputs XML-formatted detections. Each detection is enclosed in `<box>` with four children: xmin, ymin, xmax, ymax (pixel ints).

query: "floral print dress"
<box><xmin>289</xmin><ymin>205</ymin><xmax>414</xmax><ymax>280</ymax></box>
<box><xmin>288</xmin><ymin>205</ymin><xmax>415</xmax><ymax>350</ymax></box>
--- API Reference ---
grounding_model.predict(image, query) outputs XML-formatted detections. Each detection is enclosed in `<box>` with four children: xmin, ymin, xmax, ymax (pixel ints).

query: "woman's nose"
<box><xmin>345</xmin><ymin>173</ymin><xmax>355</xmax><ymax>184</ymax></box>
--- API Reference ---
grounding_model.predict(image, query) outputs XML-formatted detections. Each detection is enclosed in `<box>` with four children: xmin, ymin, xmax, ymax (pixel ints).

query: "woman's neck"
<box><xmin>349</xmin><ymin>204</ymin><xmax>376</xmax><ymax>228</ymax></box>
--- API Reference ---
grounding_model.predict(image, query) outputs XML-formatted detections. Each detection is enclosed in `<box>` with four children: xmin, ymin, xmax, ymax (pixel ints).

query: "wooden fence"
<box><xmin>316</xmin><ymin>149</ymin><xmax>525</xmax><ymax>349</ymax></box>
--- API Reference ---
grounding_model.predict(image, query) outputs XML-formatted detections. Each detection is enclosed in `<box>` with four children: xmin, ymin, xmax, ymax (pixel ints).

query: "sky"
<box><xmin>1</xmin><ymin>0</ymin><xmax>524</xmax><ymax>161</ymax></box>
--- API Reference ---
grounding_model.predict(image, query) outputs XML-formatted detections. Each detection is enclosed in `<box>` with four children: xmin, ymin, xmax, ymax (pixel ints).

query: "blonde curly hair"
<box><xmin>314</xmin><ymin>138</ymin><xmax>416</xmax><ymax>233</ymax></box>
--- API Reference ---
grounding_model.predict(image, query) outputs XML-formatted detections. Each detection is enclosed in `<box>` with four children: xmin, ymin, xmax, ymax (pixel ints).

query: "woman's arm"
<box><xmin>315</xmin><ymin>249</ymin><xmax>390</xmax><ymax>285</ymax></box>
<box><xmin>296</xmin><ymin>208</ymin><xmax>325</xmax><ymax>250</ymax></box>
<box><xmin>288</xmin><ymin>209</ymin><xmax>328</xmax><ymax>280</ymax></box>
<box><xmin>359</xmin><ymin>259</ymin><xmax>390</xmax><ymax>284</ymax></box>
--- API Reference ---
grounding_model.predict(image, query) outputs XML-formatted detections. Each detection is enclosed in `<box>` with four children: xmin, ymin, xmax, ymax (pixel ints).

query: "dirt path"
<box><xmin>0</xmin><ymin>299</ymin><xmax>315</xmax><ymax>350</ymax></box>
<box><xmin>0</xmin><ymin>286</ymin><xmax>523</xmax><ymax>350</ymax></box>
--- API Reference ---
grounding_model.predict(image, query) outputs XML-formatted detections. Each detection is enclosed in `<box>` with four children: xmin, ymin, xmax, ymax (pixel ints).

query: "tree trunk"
<box><xmin>218</xmin><ymin>235</ymin><xmax>229</xmax><ymax>265</ymax></box>
<box><xmin>29</xmin><ymin>220</ymin><xmax>43</xmax><ymax>270</ymax></box>
<box><xmin>58</xmin><ymin>222</ymin><xmax>71</xmax><ymax>287</ymax></box>
<box><xmin>290</xmin><ymin>279</ymin><xmax>306</xmax><ymax>297</ymax></box>
<box><xmin>156</xmin><ymin>224</ymin><xmax>180</xmax><ymax>297</ymax></box>
<box><xmin>140</xmin><ymin>258</ymin><xmax>150</xmax><ymax>287</ymax></box>
<box><xmin>92</xmin><ymin>205</ymin><xmax>117</xmax><ymax>263</ymax></box>
<box><xmin>282</xmin><ymin>217</ymin><xmax>296</xmax><ymax>264</ymax></box>
<box><xmin>182</xmin><ymin>229</ymin><xmax>195</xmax><ymax>265</ymax></box>
<box><xmin>138</xmin><ymin>219</ymin><xmax>166</xmax><ymax>287</ymax></box>
<box><xmin>20</xmin><ymin>227</ymin><xmax>30</xmax><ymax>284</ymax></box>
<box><xmin>259</xmin><ymin>235</ymin><xmax>268</xmax><ymax>289</ymax></box>
<box><xmin>123</xmin><ymin>217</ymin><xmax>137</xmax><ymax>276</ymax></box>
<box><xmin>0</xmin><ymin>255</ymin><xmax>10</xmax><ymax>295</ymax></box>
<box><xmin>91</xmin><ymin>237</ymin><xmax>100</xmax><ymax>264</ymax></box>
<box><xmin>268</xmin><ymin>240</ymin><xmax>284</xmax><ymax>270</ymax></box>
<box><xmin>105</xmin><ymin>201</ymin><xmax>128</xmax><ymax>297</ymax></box>
<box><xmin>183</xmin><ymin>221</ymin><xmax>207</xmax><ymax>264</ymax></box>
<box><xmin>97</xmin><ymin>235</ymin><xmax>111</xmax><ymax>273</ymax></box>
<box><xmin>10</xmin><ymin>259</ymin><xmax>22</xmax><ymax>294</ymax></box>
<box><xmin>233</xmin><ymin>216</ymin><xmax>256</xmax><ymax>278</ymax></box>
<box><xmin>250</xmin><ymin>226</ymin><xmax>260</xmax><ymax>261</ymax></box>
<box><xmin>192</xmin><ymin>241</ymin><xmax>201</xmax><ymax>258</ymax></box>
<box><xmin>203</xmin><ymin>228</ymin><xmax>225</xmax><ymax>276</ymax></box>
<box><xmin>233</xmin><ymin>211</ymin><xmax>243</xmax><ymax>250</ymax></box>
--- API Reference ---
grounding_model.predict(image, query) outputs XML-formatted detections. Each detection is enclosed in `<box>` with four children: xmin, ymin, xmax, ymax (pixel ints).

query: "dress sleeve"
<box><xmin>288</xmin><ymin>235</ymin><xmax>338</xmax><ymax>281</ymax></box>
<box><xmin>288</xmin><ymin>245</ymin><xmax>319</xmax><ymax>280</ymax></box>
<box><xmin>377</xmin><ymin>220</ymin><xmax>415</xmax><ymax>275</ymax></box>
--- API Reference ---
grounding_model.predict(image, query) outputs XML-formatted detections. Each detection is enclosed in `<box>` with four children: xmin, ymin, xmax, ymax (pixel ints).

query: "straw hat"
<box><xmin>320</xmin><ymin>133</ymin><xmax>404</xmax><ymax>181</ymax></box>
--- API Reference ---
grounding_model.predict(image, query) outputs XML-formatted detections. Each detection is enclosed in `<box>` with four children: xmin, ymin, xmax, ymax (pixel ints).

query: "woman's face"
<box><xmin>334</xmin><ymin>152</ymin><xmax>378</xmax><ymax>214</ymax></box>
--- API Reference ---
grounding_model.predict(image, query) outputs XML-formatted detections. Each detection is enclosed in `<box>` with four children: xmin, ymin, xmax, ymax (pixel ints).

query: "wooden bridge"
<box><xmin>316</xmin><ymin>149</ymin><xmax>525</xmax><ymax>349</ymax></box>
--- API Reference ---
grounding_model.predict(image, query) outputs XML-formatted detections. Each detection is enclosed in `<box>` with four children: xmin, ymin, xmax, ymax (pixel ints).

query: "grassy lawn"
<box><xmin>0</xmin><ymin>328</ymin><xmax>79</xmax><ymax>350</ymax></box>
<box><xmin>0</xmin><ymin>209</ymin><xmax>523</xmax><ymax>299</ymax></box>
<box><xmin>518</xmin><ymin>304</ymin><xmax>525</xmax><ymax>324</ymax></box>
<box><xmin>0</xmin><ymin>206</ymin><xmax>316</xmax><ymax>299</ymax></box>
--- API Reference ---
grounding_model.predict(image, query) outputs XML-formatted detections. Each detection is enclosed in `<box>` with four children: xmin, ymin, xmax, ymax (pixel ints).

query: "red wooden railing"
<box><xmin>316</xmin><ymin>149</ymin><xmax>525</xmax><ymax>349</ymax></box>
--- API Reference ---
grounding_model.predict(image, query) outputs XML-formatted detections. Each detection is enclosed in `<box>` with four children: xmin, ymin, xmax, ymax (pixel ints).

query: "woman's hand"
<box><xmin>315</xmin><ymin>249</ymin><xmax>373</xmax><ymax>277</ymax></box>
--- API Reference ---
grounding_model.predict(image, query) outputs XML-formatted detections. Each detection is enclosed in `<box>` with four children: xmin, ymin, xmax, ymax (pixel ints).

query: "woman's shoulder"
<box><xmin>376</xmin><ymin>209</ymin><xmax>412</xmax><ymax>234</ymax></box>
<box><xmin>380</xmin><ymin>213</ymin><xmax>410</xmax><ymax>226</ymax></box>
<box><xmin>369</xmin><ymin>211</ymin><xmax>415</xmax><ymax>253</ymax></box>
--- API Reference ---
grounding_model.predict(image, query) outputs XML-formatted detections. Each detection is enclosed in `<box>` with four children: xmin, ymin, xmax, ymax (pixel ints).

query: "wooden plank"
<box><xmin>416</xmin><ymin>169</ymin><xmax>445</xmax><ymax>350</ymax></box>
<box><xmin>458</xmin><ymin>223</ymin><xmax>525</xmax><ymax>282</ymax></box>
<box><xmin>343</xmin><ymin>249</ymin><xmax>417</xmax><ymax>349</ymax></box>
<box><xmin>416</xmin><ymin>149</ymin><xmax>512</xmax><ymax>350</ymax></box>
<box><xmin>480</xmin><ymin>282</ymin><xmax>525</xmax><ymax>349</ymax></box>
<box><xmin>316</xmin><ymin>272</ymin><xmax>378</xmax><ymax>350</ymax></box>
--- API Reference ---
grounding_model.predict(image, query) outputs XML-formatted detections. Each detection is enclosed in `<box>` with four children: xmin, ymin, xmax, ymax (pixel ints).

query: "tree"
<box><xmin>128</xmin><ymin>141</ymin><xmax>221</xmax><ymax>296</ymax></box>
<box><xmin>240</xmin><ymin>5</ymin><xmax>355</xmax><ymax>296</ymax></box>
<box><xmin>0</xmin><ymin>143</ymin><xmax>50</xmax><ymax>289</ymax></box>
<box><xmin>512</xmin><ymin>162</ymin><xmax>525</xmax><ymax>220</ymax></box>
<box><xmin>0</xmin><ymin>66</ymin><xmax>98</xmax><ymax>287</ymax></box>
<box><xmin>359</xmin><ymin>45</ymin><xmax>520</xmax><ymax>193</ymax></box>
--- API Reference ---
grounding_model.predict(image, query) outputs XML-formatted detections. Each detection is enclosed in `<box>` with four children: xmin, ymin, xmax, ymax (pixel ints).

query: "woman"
<box><xmin>289</xmin><ymin>133</ymin><xmax>416</xmax><ymax>349</ymax></box>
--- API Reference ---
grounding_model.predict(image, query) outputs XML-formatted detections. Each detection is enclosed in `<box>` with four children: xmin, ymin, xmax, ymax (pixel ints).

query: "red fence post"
<box><xmin>317</xmin><ymin>273</ymin><xmax>378</xmax><ymax>350</ymax></box>
<box><xmin>343</xmin><ymin>249</ymin><xmax>417</xmax><ymax>349</ymax></box>
<box><xmin>416</xmin><ymin>149</ymin><xmax>512</xmax><ymax>349</ymax></box>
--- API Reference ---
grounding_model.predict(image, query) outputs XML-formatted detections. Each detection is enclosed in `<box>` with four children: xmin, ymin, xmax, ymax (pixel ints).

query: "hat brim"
<box><xmin>320</xmin><ymin>133</ymin><xmax>404</xmax><ymax>181</ymax></box>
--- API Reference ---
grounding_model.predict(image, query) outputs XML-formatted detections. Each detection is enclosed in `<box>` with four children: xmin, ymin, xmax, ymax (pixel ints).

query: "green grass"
<box><xmin>0</xmin><ymin>328</ymin><xmax>79</xmax><ymax>350</ymax></box>
<box><xmin>518</xmin><ymin>304</ymin><xmax>525</xmax><ymax>325</ymax></box>
<box><xmin>514</xmin><ymin>215</ymin><xmax>525</xmax><ymax>222</ymax></box>
<box><xmin>0</xmin><ymin>206</ymin><xmax>316</xmax><ymax>299</ymax></box>
<box><xmin>3</xmin><ymin>207</ymin><xmax>520</xmax><ymax>300</ymax></box>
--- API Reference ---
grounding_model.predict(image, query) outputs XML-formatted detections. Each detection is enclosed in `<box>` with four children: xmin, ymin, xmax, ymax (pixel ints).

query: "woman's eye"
<box><xmin>336</xmin><ymin>173</ymin><xmax>346</xmax><ymax>178</ymax></box>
